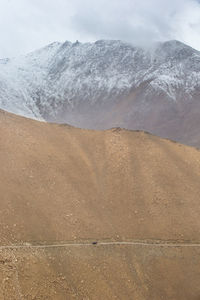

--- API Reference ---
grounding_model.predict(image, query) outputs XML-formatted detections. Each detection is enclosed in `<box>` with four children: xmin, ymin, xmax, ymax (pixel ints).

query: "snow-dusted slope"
<box><xmin>0</xmin><ymin>42</ymin><xmax>61</xmax><ymax>119</ymax></box>
<box><xmin>1</xmin><ymin>39</ymin><xmax>200</xmax><ymax>145</ymax></box>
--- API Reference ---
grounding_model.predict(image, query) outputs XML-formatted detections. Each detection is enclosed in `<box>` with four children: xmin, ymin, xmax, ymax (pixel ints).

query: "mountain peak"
<box><xmin>0</xmin><ymin>39</ymin><xmax>200</xmax><ymax>146</ymax></box>
<box><xmin>155</xmin><ymin>39</ymin><xmax>198</xmax><ymax>59</ymax></box>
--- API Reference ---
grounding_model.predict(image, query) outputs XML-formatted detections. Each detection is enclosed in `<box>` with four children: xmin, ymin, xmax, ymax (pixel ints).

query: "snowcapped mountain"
<box><xmin>1</xmin><ymin>39</ymin><xmax>200</xmax><ymax>146</ymax></box>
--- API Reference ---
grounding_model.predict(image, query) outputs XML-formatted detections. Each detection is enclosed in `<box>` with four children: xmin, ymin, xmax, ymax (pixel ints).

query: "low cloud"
<box><xmin>0</xmin><ymin>0</ymin><xmax>200</xmax><ymax>57</ymax></box>
<box><xmin>71</xmin><ymin>0</ymin><xmax>200</xmax><ymax>49</ymax></box>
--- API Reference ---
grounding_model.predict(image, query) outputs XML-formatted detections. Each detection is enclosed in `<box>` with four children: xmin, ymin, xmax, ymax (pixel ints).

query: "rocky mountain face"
<box><xmin>0</xmin><ymin>39</ymin><xmax>200</xmax><ymax>146</ymax></box>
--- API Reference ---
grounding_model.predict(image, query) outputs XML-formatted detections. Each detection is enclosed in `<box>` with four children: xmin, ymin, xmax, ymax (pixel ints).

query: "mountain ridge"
<box><xmin>1</xmin><ymin>39</ymin><xmax>200</xmax><ymax>146</ymax></box>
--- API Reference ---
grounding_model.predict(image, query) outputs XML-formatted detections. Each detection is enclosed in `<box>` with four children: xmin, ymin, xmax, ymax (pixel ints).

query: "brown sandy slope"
<box><xmin>1</xmin><ymin>109</ymin><xmax>200</xmax><ymax>299</ymax></box>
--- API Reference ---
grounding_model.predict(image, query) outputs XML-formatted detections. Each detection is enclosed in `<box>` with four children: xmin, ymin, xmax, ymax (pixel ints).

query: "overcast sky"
<box><xmin>0</xmin><ymin>0</ymin><xmax>200</xmax><ymax>57</ymax></box>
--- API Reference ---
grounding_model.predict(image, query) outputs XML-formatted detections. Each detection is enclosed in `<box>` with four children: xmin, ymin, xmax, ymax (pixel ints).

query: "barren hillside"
<box><xmin>1</xmin><ymin>109</ymin><xmax>200</xmax><ymax>299</ymax></box>
<box><xmin>1</xmin><ymin>40</ymin><xmax>200</xmax><ymax>147</ymax></box>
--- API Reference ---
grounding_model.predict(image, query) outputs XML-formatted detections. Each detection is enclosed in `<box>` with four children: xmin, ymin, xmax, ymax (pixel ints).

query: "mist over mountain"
<box><xmin>1</xmin><ymin>39</ymin><xmax>200</xmax><ymax>146</ymax></box>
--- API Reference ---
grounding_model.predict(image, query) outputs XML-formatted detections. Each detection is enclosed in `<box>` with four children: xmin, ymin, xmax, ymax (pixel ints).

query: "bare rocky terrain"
<box><xmin>1</xmin><ymin>109</ymin><xmax>200</xmax><ymax>299</ymax></box>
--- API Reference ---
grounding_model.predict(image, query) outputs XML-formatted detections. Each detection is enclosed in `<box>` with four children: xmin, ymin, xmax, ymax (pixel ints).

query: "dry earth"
<box><xmin>1</xmin><ymin>109</ymin><xmax>200</xmax><ymax>299</ymax></box>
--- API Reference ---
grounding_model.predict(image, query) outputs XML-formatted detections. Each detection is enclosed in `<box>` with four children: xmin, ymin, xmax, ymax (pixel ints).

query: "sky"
<box><xmin>0</xmin><ymin>0</ymin><xmax>200</xmax><ymax>57</ymax></box>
